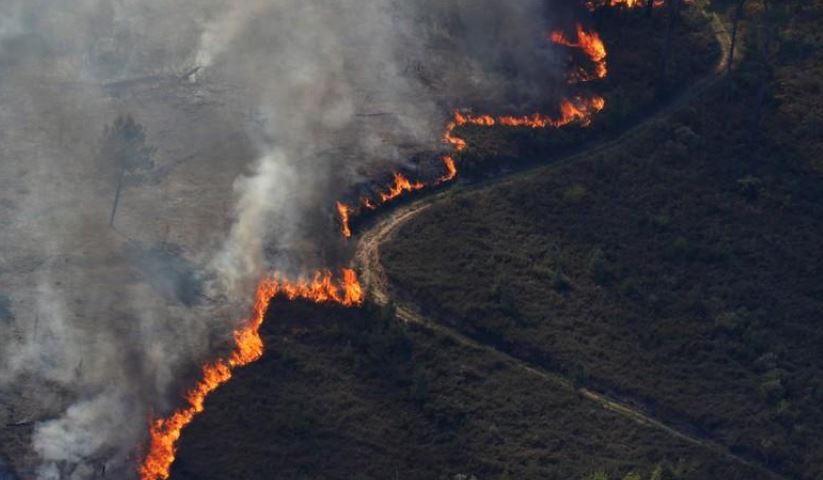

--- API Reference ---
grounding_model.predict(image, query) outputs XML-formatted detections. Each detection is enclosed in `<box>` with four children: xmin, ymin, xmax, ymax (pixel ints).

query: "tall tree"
<box><xmin>728</xmin><ymin>0</ymin><xmax>747</xmax><ymax>75</ymax></box>
<box><xmin>100</xmin><ymin>115</ymin><xmax>155</xmax><ymax>227</ymax></box>
<box><xmin>659</xmin><ymin>0</ymin><xmax>681</xmax><ymax>86</ymax></box>
<box><xmin>749</xmin><ymin>0</ymin><xmax>784</xmax><ymax>140</ymax></box>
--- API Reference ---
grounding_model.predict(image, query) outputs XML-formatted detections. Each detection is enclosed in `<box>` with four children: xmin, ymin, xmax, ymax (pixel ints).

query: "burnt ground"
<box><xmin>0</xmin><ymin>3</ymin><xmax>733</xmax><ymax>480</ymax></box>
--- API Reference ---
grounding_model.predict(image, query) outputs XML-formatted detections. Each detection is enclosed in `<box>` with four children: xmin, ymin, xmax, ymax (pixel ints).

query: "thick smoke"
<box><xmin>206</xmin><ymin>0</ymin><xmax>565</xmax><ymax>289</ymax></box>
<box><xmin>0</xmin><ymin>1</ymin><xmax>564</xmax><ymax>478</ymax></box>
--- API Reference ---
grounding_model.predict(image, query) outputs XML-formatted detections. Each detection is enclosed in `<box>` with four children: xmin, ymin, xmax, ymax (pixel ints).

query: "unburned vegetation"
<box><xmin>382</xmin><ymin>2</ymin><xmax>823</xmax><ymax>478</ymax></box>
<box><xmin>171</xmin><ymin>299</ymin><xmax>765</xmax><ymax>480</ymax></box>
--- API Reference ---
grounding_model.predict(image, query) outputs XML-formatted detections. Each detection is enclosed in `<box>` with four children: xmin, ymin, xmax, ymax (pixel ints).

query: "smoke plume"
<box><xmin>0</xmin><ymin>0</ymin><xmax>566</xmax><ymax>478</ymax></box>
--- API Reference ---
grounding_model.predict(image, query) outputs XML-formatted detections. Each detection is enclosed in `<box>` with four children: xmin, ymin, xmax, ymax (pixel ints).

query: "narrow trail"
<box><xmin>354</xmin><ymin>12</ymin><xmax>790</xmax><ymax>480</ymax></box>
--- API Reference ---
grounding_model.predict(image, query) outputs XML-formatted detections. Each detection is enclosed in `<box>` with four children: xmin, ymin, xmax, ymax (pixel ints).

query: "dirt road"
<box><xmin>353</xmin><ymin>12</ymin><xmax>788</xmax><ymax>480</ymax></box>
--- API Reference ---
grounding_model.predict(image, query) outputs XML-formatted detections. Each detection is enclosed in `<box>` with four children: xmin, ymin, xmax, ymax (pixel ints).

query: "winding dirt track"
<box><xmin>355</xmin><ymin>12</ymin><xmax>790</xmax><ymax>480</ymax></box>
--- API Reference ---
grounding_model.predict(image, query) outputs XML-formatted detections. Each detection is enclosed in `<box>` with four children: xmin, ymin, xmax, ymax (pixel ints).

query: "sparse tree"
<box><xmin>728</xmin><ymin>0</ymin><xmax>747</xmax><ymax>75</ymax></box>
<box><xmin>659</xmin><ymin>0</ymin><xmax>682</xmax><ymax>87</ymax></box>
<box><xmin>100</xmin><ymin>115</ymin><xmax>155</xmax><ymax>227</ymax></box>
<box><xmin>750</xmin><ymin>0</ymin><xmax>785</xmax><ymax>140</ymax></box>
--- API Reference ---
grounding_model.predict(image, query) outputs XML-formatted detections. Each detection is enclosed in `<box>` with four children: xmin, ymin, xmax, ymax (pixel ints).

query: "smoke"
<box><xmin>206</xmin><ymin>0</ymin><xmax>566</xmax><ymax>289</ymax></box>
<box><xmin>210</xmin><ymin>149</ymin><xmax>299</xmax><ymax>300</ymax></box>
<box><xmin>0</xmin><ymin>0</ymin><xmax>566</xmax><ymax>478</ymax></box>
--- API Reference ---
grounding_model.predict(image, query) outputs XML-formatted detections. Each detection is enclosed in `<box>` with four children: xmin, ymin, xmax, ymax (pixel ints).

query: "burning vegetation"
<box><xmin>378</xmin><ymin>173</ymin><xmax>425</xmax><ymax>203</ymax></box>
<box><xmin>336</xmin><ymin>202</ymin><xmax>352</xmax><ymax>239</ymax></box>
<box><xmin>585</xmin><ymin>0</ymin><xmax>662</xmax><ymax>10</ymax></box>
<box><xmin>551</xmin><ymin>23</ymin><xmax>608</xmax><ymax>83</ymax></box>
<box><xmin>584</xmin><ymin>0</ymin><xmax>692</xmax><ymax>12</ymax></box>
<box><xmin>333</xmin><ymin>19</ymin><xmax>611</xmax><ymax>240</ymax></box>
<box><xmin>142</xmin><ymin>5</ymin><xmax>614</xmax><ymax>479</ymax></box>
<box><xmin>139</xmin><ymin>270</ymin><xmax>363</xmax><ymax>480</ymax></box>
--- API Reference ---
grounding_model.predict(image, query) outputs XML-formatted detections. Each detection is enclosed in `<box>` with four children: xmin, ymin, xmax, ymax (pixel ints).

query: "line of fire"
<box><xmin>139</xmin><ymin>9</ymin><xmax>614</xmax><ymax>480</ymax></box>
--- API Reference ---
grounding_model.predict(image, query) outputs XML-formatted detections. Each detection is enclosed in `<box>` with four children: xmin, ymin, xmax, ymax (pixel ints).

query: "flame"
<box><xmin>437</xmin><ymin>155</ymin><xmax>457</xmax><ymax>184</ymax></box>
<box><xmin>338</xmin><ymin>94</ymin><xmax>605</xmax><ymax>238</ymax></box>
<box><xmin>336</xmin><ymin>201</ymin><xmax>352</xmax><ymax>239</ymax></box>
<box><xmin>139</xmin><ymin>269</ymin><xmax>363</xmax><ymax>480</ymax></box>
<box><xmin>362</xmin><ymin>197</ymin><xmax>377</xmax><ymax>210</ymax></box>
<box><xmin>139</xmin><ymin>17</ymin><xmax>613</xmax><ymax>476</ymax></box>
<box><xmin>442</xmin><ymin>118</ymin><xmax>468</xmax><ymax>151</ymax></box>
<box><xmin>331</xmin><ymin>24</ymin><xmax>608</xmax><ymax>237</ymax></box>
<box><xmin>447</xmin><ymin>96</ymin><xmax>605</xmax><ymax>131</ymax></box>
<box><xmin>585</xmin><ymin>0</ymin><xmax>683</xmax><ymax>11</ymax></box>
<box><xmin>378</xmin><ymin>172</ymin><xmax>425</xmax><ymax>203</ymax></box>
<box><xmin>499</xmin><ymin>96</ymin><xmax>607</xmax><ymax>128</ymax></box>
<box><xmin>551</xmin><ymin>23</ymin><xmax>607</xmax><ymax>82</ymax></box>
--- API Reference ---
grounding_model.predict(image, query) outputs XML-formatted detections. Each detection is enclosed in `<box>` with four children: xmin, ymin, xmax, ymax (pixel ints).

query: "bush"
<box><xmin>714</xmin><ymin>308</ymin><xmax>751</xmax><ymax>334</ymax></box>
<box><xmin>586</xmin><ymin>471</ymin><xmax>609</xmax><ymax>480</ymax></box>
<box><xmin>736</xmin><ymin>175</ymin><xmax>764</xmax><ymax>201</ymax></box>
<box><xmin>793</xmin><ymin>111</ymin><xmax>823</xmax><ymax>140</ymax></box>
<box><xmin>492</xmin><ymin>278</ymin><xmax>519</xmax><ymax>318</ymax></box>
<box><xmin>410</xmin><ymin>373</ymin><xmax>430</xmax><ymax>408</ymax></box>
<box><xmin>588</xmin><ymin>248</ymin><xmax>613</xmax><ymax>285</ymax></box>
<box><xmin>562</xmin><ymin>184</ymin><xmax>588</xmax><ymax>203</ymax></box>
<box><xmin>650</xmin><ymin>214</ymin><xmax>671</xmax><ymax>231</ymax></box>
<box><xmin>667</xmin><ymin>236</ymin><xmax>695</xmax><ymax>261</ymax></box>
<box><xmin>673</xmin><ymin>124</ymin><xmax>701</xmax><ymax>149</ymax></box>
<box><xmin>552</xmin><ymin>270</ymin><xmax>572</xmax><ymax>292</ymax></box>
<box><xmin>568</xmin><ymin>363</ymin><xmax>589</xmax><ymax>387</ymax></box>
<box><xmin>759</xmin><ymin>379</ymin><xmax>785</xmax><ymax>405</ymax></box>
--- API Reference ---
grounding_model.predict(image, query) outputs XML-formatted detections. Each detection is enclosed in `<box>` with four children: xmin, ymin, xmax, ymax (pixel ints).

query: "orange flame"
<box><xmin>551</xmin><ymin>23</ymin><xmax>607</xmax><ymax>82</ymax></box>
<box><xmin>499</xmin><ymin>96</ymin><xmax>607</xmax><ymax>128</ymax></box>
<box><xmin>139</xmin><ymin>269</ymin><xmax>363</xmax><ymax>480</ymax></box>
<box><xmin>585</xmin><ymin>0</ymin><xmax>679</xmax><ymax>11</ymax></box>
<box><xmin>443</xmin><ymin>118</ymin><xmax>468</xmax><ymax>151</ymax></box>
<box><xmin>437</xmin><ymin>155</ymin><xmax>457</xmax><ymax>184</ymax></box>
<box><xmin>448</xmin><ymin>95</ymin><xmax>605</xmax><ymax>132</ymax></box>
<box><xmin>338</xmin><ymin>93</ymin><xmax>605</xmax><ymax>238</ymax></box>
<box><xmin>378</xmin><ymin>172</ymin><xmax>425</xmax><ymax>203</ymax></box>
<box><xmin>331</xmin><ymin>24</ymin><xmax>608</xmax><ymax>238</ymax></box>
<box><xmin>362</xmin><ymin>197</ymin><xmax>377</xmax><ymax>210</ymax></box>
<box><xmin>336</xmin><ymin>201</ymin><xmax>352</xmax><ymax>239</ymax></box>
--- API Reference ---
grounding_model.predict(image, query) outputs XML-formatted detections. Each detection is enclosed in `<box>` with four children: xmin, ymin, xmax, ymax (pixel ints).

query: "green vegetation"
<box><xmin>173</xmin><ymin>299</ymin><xmax>764</xmax><ymax>480</ymax></box>
<box><xmin>382</xmin><ymin>2</ymin><xmax>823</xmax><ymax>479</ymax></box>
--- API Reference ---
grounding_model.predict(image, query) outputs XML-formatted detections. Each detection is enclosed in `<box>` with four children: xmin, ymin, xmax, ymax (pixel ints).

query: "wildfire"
<box><xmin>442</xmin><ymin>118</ymin><xmax>468</xmax><ymax>151</ymax></box>
<box><xmin>378</xmin><ymin>172</ymin><xmax>425</xmax><ymax>203</ymax></box>
<box><xmin>336</xmin><ymin>202</ymin><xmax>352</xmax><ymax>239</ymax></box>
<box><xmin>331</xmin><ymin>19</ymin><xmax>612</xmax><ymax>239</ymax></box>
<box><xmin>446</xmin><ymin>96</ymin><xmax>606</xmax><ymax>131</ymax></box>
<box><xmin>138</xmin><ymin>269</ymin><xmax>363</xmax><ymax>480</ymax></box>
<box><xmin>335</xmin><ymin>92</ymin><xmax>605</xmax><ymax>239</ymax></box>
<box><xmin>362</xmin><ymin>197</ymin><xmax>377</xmax><ymax>210</ymax></box>
<box><xmin>139</xmin><ymin>10</ymin><xmax>615</xmax><ymax>478</ymax></box>
<box><xmin>437</xmin><ymin>155</ymin><xmax>457</xmax><ymax>184</ymax></box>
<box><xmin>551</xmin><ymin>23</ymin><xmax>608</xmax><ymax>82</ymax></box>
<box><xmin>584</xmin><ymin>0</ymin><xmax>690</xmax><ymax>11</ymax></box>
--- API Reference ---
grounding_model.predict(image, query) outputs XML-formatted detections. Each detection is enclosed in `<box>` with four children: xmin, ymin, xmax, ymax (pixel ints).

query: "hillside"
<box><xmin>164</xmin><ymin>3</ymin><xmax>781</xmax><ymax>480</ymax></box>
<box><xmin>382</xmin><ymin>2</ymin><xmax>823</xmax><ymax>478</ymax></box>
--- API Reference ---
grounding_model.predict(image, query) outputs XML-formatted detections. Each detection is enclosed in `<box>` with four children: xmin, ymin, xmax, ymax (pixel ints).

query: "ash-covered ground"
<box><xmin>0</xmin><ymin>1</ymin><xmax>575</xmax><ymax>478</ymax></box>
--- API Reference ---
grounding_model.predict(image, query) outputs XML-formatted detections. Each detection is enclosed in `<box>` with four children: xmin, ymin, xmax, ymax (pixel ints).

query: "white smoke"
<box><xmin>210</xmin><ymin>150</ymin><xmax>299</xmax><ymax>299</ymax></box>
<box><xmin>33</xmin><ymin>389</ymin><xmax>138</xmax><ymax>479</ymax></box>
<box><xmin>0</xmin><ymin>1</ymin><xmax>563</xmax><ymax>478</ymax></box>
